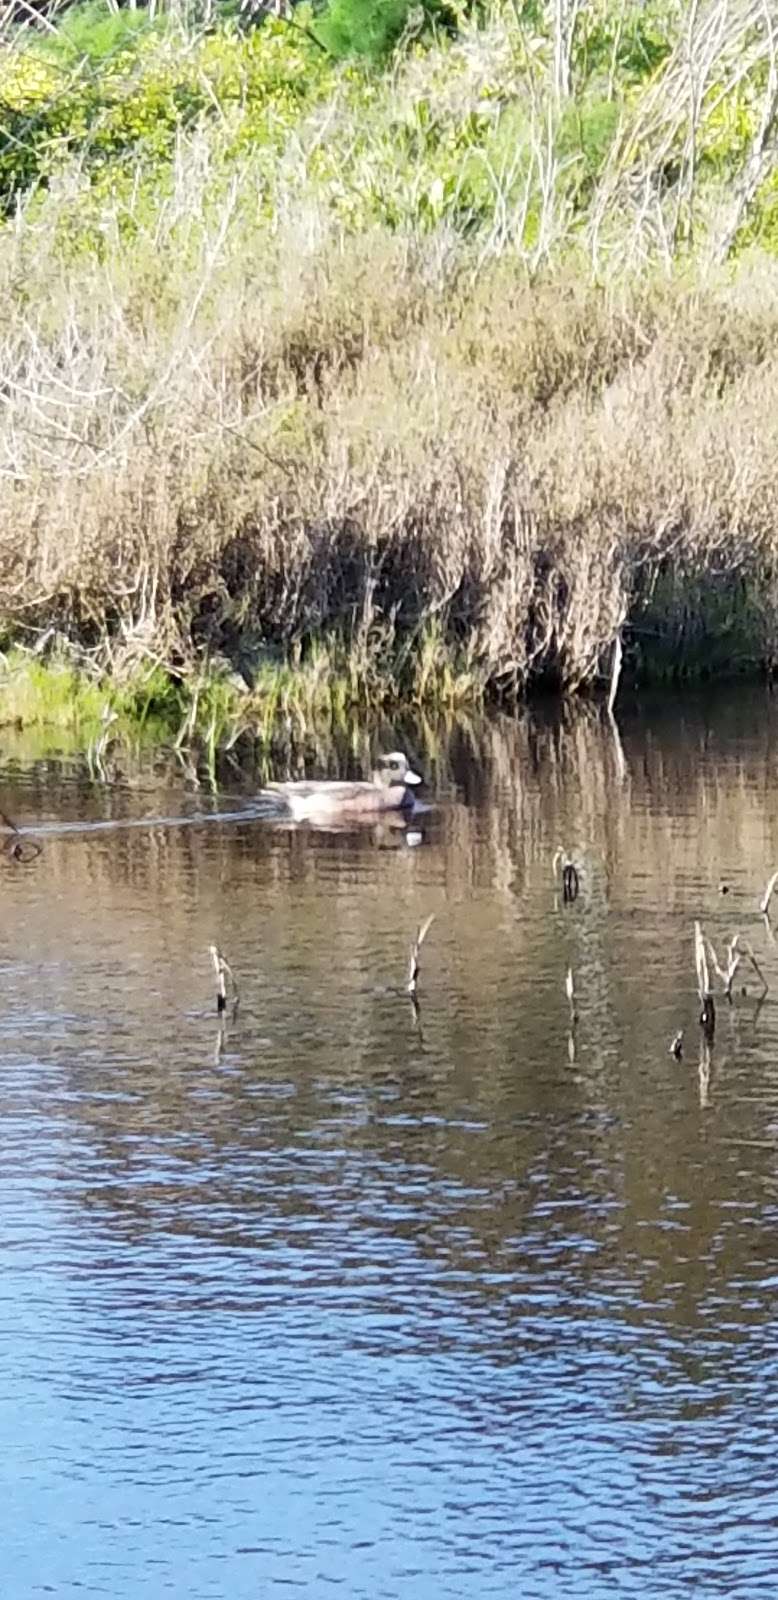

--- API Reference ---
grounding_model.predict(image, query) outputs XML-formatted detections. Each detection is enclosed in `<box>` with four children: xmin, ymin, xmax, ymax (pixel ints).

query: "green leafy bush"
<box><xmin>317</xmin><ymin>0</ymin><xmax>457</xmax><ymax>62</ymax></box>
<box><xmin>40</xmin><ymin>0</ymin><xmax>161</xmax><ymax>66</ymax></box>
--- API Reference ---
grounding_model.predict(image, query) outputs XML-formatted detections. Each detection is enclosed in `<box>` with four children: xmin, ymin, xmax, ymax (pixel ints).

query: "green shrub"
<box><xmin>317</xmin><ymin>0</ymin><xmax>457</xmax><ymax>62</ymax></box>
<box><xmin>39</xmin><ymin>0</ymin><xmax>161</xmax><ymax>66</ymax></box>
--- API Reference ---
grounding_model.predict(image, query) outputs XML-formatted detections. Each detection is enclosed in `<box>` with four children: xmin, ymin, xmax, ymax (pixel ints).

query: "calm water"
<box><xmin>2</xmin><ymin>693</ymin><xmax>778</xmax><ymax>1598</ymax></box>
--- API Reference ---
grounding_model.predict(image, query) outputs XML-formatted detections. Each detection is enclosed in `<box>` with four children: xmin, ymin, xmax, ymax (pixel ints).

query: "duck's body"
<box><xmin>262</xmin><ymin>752</ymin><xmax>421</xmax><ymax>823</ymax></box>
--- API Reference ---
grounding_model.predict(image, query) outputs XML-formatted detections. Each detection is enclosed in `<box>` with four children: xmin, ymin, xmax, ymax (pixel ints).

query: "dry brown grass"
<box><xmin>2</xmin><ymin>186</ymin><xmax>778</xmax><ymax>699</ymax></box>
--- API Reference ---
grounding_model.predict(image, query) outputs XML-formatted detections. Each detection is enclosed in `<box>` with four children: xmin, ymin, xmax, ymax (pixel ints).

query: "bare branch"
<box><xmin>761</xmin><ymin>870</ymin><xmax>778</xmax><ymax>915</ymax></box>
<box><xmin>406</xmin><ymin>913</ymin><xmax>435</xmax><ymax>997</ymax></box>
<box><xmin>694</xmin><ymin>920</ymin><xmax>710</xmax><ymax>1004</ymax></box>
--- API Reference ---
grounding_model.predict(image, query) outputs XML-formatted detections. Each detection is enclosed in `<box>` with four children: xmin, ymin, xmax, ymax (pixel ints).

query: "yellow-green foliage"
<box><xmin>2</xmin><ymin>0</ymin><xmax>778</xmax><ymax>255</ymax></box>
<box><xmin>0</xmin><ymin>14</ymin><xmax>331</xmax><ymax>208</ymax></box>
<box><xmin>0</xmin><ymin>651</ymin><xmax>109</xmax><ymax>728</ymax></box>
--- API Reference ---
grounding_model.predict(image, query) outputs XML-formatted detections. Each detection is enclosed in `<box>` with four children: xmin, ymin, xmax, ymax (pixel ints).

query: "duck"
<box><xmin>261</xmin><ymin>751</ymin><xmax>422</xmax><ymax>823</ymax></box>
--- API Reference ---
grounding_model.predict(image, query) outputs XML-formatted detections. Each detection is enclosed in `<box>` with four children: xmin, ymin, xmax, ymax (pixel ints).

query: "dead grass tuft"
<box><xmin>2</xmin><ymin>193</ymin><xmax>778</xmax><ymax>699</ymax></box>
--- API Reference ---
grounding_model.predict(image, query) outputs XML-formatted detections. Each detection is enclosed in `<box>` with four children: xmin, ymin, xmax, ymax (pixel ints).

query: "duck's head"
<box><xmin>373</xmin><ymin>751</ymin><xmax>422</xmax><ymax>791</ymax></box>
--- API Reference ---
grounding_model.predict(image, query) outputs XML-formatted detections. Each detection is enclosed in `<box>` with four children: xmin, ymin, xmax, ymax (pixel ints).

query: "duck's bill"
<box><xmin>405</xmin><ymin>770</ymin><xmax>422</xmax><ymax>785</ymax></box>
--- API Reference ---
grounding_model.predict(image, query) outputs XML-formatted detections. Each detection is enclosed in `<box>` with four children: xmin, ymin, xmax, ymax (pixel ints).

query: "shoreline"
<box><xmin>0</xmin><ymin>622</ymin><xmax>771</xmax><ymax>752</ymax></box>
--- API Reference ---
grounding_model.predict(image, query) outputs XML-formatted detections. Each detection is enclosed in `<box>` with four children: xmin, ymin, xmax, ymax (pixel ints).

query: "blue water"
<box><xmin>2</xmin><ymin>698</ymin><xmax>778</xmax><ymax>1597</ymax></box>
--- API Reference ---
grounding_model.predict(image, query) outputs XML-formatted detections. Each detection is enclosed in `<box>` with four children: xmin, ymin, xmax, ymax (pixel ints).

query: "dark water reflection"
<box><xmin>3</xmin><ymin>691</ymin><xmax>778</xmax><ymax>1597</ymax></box>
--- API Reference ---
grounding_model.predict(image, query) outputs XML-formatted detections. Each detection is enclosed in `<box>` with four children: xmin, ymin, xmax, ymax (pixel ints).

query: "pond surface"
<box><xmin>2</xmin><ymin>691</ymin><xmax>778</xmax><ymax>1599</ymax></box>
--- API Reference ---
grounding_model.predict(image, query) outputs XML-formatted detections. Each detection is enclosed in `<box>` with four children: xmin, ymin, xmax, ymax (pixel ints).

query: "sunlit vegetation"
<box><xmin>1</xmin><ymin>0</ymin><xmax>777</xmax><ymax>729</ymax></box>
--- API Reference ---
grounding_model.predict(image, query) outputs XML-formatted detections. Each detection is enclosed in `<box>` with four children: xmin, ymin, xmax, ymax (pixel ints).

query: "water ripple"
<box><xmin>3</xmin><ymin>700</ymin><xmax>778</xmax><ymax>1595</ymax></box>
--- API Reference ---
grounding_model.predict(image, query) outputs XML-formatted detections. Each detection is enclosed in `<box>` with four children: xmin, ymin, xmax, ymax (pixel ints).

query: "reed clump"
<box><xmin>4</xmin><ymin>244</ymin><xmax>778</xmax><ymax>708</ymax></box>
<box><xmin>2</xmin><ymin>0</ymin><xmax>778</xmax><ymax>717</ymax></box>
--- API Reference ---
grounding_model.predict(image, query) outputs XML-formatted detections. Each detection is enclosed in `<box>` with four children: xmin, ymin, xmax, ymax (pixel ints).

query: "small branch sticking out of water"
<box><xmin>209</xmin><ymin>943</ymin><xmax>239</xmax><ymax>1014</ymax></box>
<box><xmin>694</xmin><ymin>920</ymin><xmax>710</xmax><ymax>1003</ymax></box>
<box><xmin>607</xmin><ymin>630</ymin><xmax>623</xmax><ymax>715</ymax></box>
<box><xmin>705</xmin><ymin>930</ymin><xmax>738</xmax><ymax>999</ymax></box>
<box><xmin>669</xmin><ymin>1029</ymin><xmax>684</xmax><ymax>1060</ymax></box>
<box><xmin>565</xmin><ymin>966</ymin><xmax>577</xmax><ymax>1026</ymax></box>
<box><xmin>705</xmin><ymin>929</ymin><xmax>767</xmax><ymax>1001</ymax></box>
<box><xmin>761</xmin><ymin>870</ymin><xmax>778</xmax><ymax>916</ymax></box>
<box><xmin>552</xmin><ymin>848</ymin><xmax>580</xmax><ymax>904</ymax></box>
<box><xmin>406</xmin><ymin>914</ymin><xmax>435</xmax><ymax>997</ymax></box>
<box><xmin>699</xmin><ymin>993</ymin><xmax>716</xmax><ymax>1041</ymax></box>
<box><xmin>694</xmin><ymin>920</ymin><xmax>715</xmax><ymax>1042</ymax></box>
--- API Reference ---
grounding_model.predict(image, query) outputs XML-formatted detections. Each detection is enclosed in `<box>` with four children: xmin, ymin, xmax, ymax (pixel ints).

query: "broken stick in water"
<box><xmin>760</xmin><ymin>870</ymin><xmax>778</xmax><ymax>916</ymax></box>
<box><xmin>699</xmin><ymin>993</ymin><xmax>716</xmax><ymax>1041</ymax></box>
<box><xmin>552</xmin><ymin>848</ymin><xmax>580</xmax><ymax>904</ymax></box>
<box><xmin>704</xmin><ymin>930</ymin><xmax>739</xmax><ymax>1000</ymax></box>
<box><xmin>565</xmin><ymin>966</ymin><xmax>577</xmax><ymax>1026</ymax></box>
<box><xmin>705</xmin><ymin>928</ymin><xmax>768</xmax><ymax>1001</ymax></box>
<box><xmin>669</xmin><ymin>1030</ymin><xmax>684</xmax><ymax>1060</ymax></box>
<box><xmin>607</xmin><ymin>630</ymin><xmax>623</xmax><ymax>716</ymax></box>
<box><xmin>406</xmin><ymin>914</ymin><xmax>435</xmax><ymax>997</ymax></box>
<box><xmin>694</xmin><ymin>920</ymin><xmax>709</xmax><ymax>999</ymax></box>
<box><xmin>209</xmin><ymin>943</ymin><xmax>239</xmax><ymax>1015</ymax></box>
<box><xmin>694</xmin><ymin>920</ymin><xmax>716</xmax><ymax>1042</ymax></box>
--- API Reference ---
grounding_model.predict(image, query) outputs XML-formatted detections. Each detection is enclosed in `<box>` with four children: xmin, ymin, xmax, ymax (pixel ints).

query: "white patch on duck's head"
<box><xmin>374</xmin><ymin>751</ymin><xmax>421</xmax><ymax>788</ymax></box>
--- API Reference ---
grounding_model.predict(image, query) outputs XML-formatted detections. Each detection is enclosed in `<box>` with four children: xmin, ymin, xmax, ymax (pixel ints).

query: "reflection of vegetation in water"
<box><xmin>6</xmin><ymin>679</ymin><xmax>776</xmax><ymax>882</ymax></box>
<box><xmin>12</xmin><ymin>688</ymin><xmax>778</xmax><ymax>1353</ymax></box>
